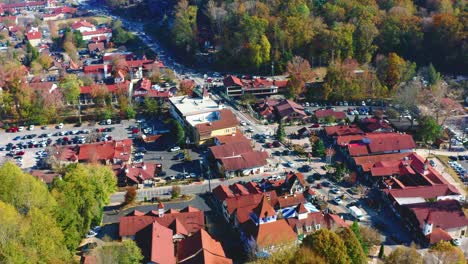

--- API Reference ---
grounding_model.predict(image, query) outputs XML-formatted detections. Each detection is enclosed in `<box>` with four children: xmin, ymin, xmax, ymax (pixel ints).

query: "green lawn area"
<box><xmin>55</xmin><ymin>16</ymin><xmax>112</xmax><ymax>28</ymax></box>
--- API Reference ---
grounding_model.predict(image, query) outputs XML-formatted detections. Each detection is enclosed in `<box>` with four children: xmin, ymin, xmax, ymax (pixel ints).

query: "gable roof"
<box><xmin>88</xmin><ymin>42</ymin><xmax>105</xmax><ymax>52</ymax></box>
<box><xmin>219</xmin><ymin>151</ymin><xmax>269</xmax><ymax>171</ymax></box>
<box><xmin>214</xmin><ymin>130</ymin><xmax>250</xmax><ymax>145</ymax></box>
<box><xmin>315</xmin><ymin>110</ymin><xmax>346</xmax><ymax>119</ymax></box>
<box><xmin>277</xmin><ymin>193</ymin><xmax>306</xmax><ymax>208</ymax></box>
<box><xmin>285</xmin><ymin>172</ymin><xmax>306</xmax><ymax>187</ymax></box>
<box><xmin>121</xmin><ymin>162</ymin><xmax>157</xmax><ymax>185</ymax></box>
<box><xmin>405</xmin><ymin>200</ymin><xmax>468</xmax><ymax>230</ymax></box>
<box><xmin>241</xmin><ymin>219</ymin><xmax>297</xmax><ymax>248</ymax></box>
<box><xmin>26</xmin><ymin>31</ymin><xmax>41</xmax><ymax>40</ymax></box>
<box><xmin>338</xmin><ymin>133</ymin><xmax>416</xmax><ymax>156</ymax></box>
<box><xmin>275</xmin><ymin>99</ymin><xmax>306</xmax><ymax>118</ymax></box>
<box><xmin>253</xmin><ymin>195</ymin><xmax>276</xmax><ymax>219</ymax></box>
<box><xmin>385</xmin><ymin>185</ymin><xmax>460</xmax><ymax>201</ymax></box>
<box><xmin>353</xmin><ymin>152</ymin><xmax>414</xmax><ymax>172</ymax></box>
<box><xmin>135</xmin><ymin>221</ymin><xmax>176</xmax><ymax>264</ymax></box>
<box><xmin>195</xmin><ymin>109</ymin><xmax>239</xmax><ymax>137</ymax></box>
<box><xmin>325</xmin><ymin>125</ymin><xmax>364</xmax><ymax>137</ymax></box>
<box><xmin>210</xmin><ymin>141</ymin><xmax>253</xmax><ymax>159</ymax></box>
<box><xmin>71</xmin><ymin>19</ymin><xmax>94</xmax><ymax>29</ymax></box>
<box><xmin>224</xmin><ymin>192</ymin><xmax>278</xmax><ymax>215</ymax></box>
<box><xmin>177</xmin><ymin>229</ymin><xmax>232</xmax><ymax>264</ymax></box>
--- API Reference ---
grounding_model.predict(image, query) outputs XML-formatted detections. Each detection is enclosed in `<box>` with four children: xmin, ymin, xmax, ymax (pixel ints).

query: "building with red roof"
<box><xmin>325</xmin><ymin>125</ymin><xmax>364</xmax><ymax>138</ymax></box>
<box><xmin>360</xmin><ymin>117</ymin><xmax>393</xmax><ymax>133</ymax></box>
<box><xmin>315</xmin><ymin>109</ymin><xmax>347</xmax><ymax>123</ymax></box>
<box><xmin>254</xmin><ymin>98</ymin><xmax>279</xmax><ymax>120</ymax></box>
<box><xmin>274</xmin><ymin>99</ymin><xmax>307</xmax><ymax>122</ymax></box>
<box><xmin>213</xmin><ymin>130</ymin><xmax>250</xmax><ymax>146</ymax></box>
<box><xmin>57</xmin><ymin>139</ymin><xmax>132</xmax><ymax>165</ymax></box>
<box><xmin>223</xmin><ymin>75</ymin><xmax>288</xmax><ymax>97</ymax></box>
<box><xmin>81</xmin><ymin>28</ymin><xmax>112</xmax><ymax>41</ymax></box>
<box><xmin>135</xmin><ymin>221</ymin><xmax>176</xmax><ymax>264</ymax></box>
<box><xmin>401</xmin><ymin>200</ymin><xmax>468</xmax><ymax>245</ymax></box>
<box><xmin>117</xmin><ymin>162</ymin><xmax>160</xmax><ymax>186</ymax></box>
<box><xmin>26</xmin><ymin>31</ymin><xmax>42</xmax><ymax>46</ymax></box>
<box><xmin>71</xmin><ymin>19</ymin><xmax>95</xmax><ymax>32</ymax></box>
<box><xmin>79</xmin><ymin>81</ymin><xmax>131</xmax><ymax>105</ymax></box>
<box><xmin>177</xmin><ymin>229</ymin><xmax>232</xmax><ymax>264</ymax></box>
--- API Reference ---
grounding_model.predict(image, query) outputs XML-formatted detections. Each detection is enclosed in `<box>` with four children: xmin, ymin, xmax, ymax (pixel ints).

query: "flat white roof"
<box><xmin>394</xmin><ymin>197</ymin><xmax>426</xmax><ymax>205</ymax></box>
<box><xmin>169</xmin><ymin>95</ymin><xmax>222</xmax><ymax>117</ymax></box>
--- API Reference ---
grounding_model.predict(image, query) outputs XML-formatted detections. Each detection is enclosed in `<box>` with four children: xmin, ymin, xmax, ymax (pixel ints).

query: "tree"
<box><xmin>378</xmin><ymin>244</ymin><xmax>385</xmax><ymax>259</ymax></box>
<box><xmin>239</xmin><ymin>94</ymin><xmax>256</xmax><ymax>106</ymax></box>
<box><xmin>179</xmin><ymin>79</ymin><xmax>195</xmax><ymax>96</ymax></box>
<box><xmin>91</xmin><ymin>84</ymin><xmax>110</xmax><ymax>107</ymax></box>
<box><xmin>171</xmin><ymin>120</ymin><xmax>185</xmax><ymax>145</ymax></box>
<box><xmin>251</xmin><ymin>246</ymin><xmax>325</xmax><ymax>264</ymax></box>
<box><xmin>351</xmin><ymin>221</ymin><xmax>368</xmax><ymax>254</ymax></box>
<box><xmin>313</xmin><ymin>139</ymin><xmax>326</xmax><ymax>158</ymax></box>
<box><xmin>360</xmin><ymin>226</ymin><xmax>382</xmax><ymax>249</ymax></box>
<box><xmin>427</xmin><ymin>63</ymin><xmax>441</xmax><ymax>86</ymax></box>
<box><xmin>286</xmin><ymin>56</ymin><xmax>314</xmax><ymax>99</ymax></box>
<box><xmin>337</xmin><ymin>227</ymin><xmax>367</xmax><ymax>264</ymax></box>
<box><xmin>416</xmin><ymin>116</ymin><xmax>442</xmax><ymax>144</ymax></box>
<box><xmin>124</xmin><ymin>187</ymin><xmax>137</xmax><ymax>205</ymax></box>
<box><xmin>302</xmin><ymin>229</ymin><xmax>350</xmax><ymax>264</ymax></box>
<box><xmin>332</xmin><ymin>162</ymin><xmax>349</xmax><ymax>182</ymax></box>
<box><xmin>425</xmin><ymin>241</ymin><xmax>465</xmax><ymax>264</ymax></box>
<box><xmin>171</xmin><ymin>185</ymin><xmax>181</xmax><ymax>198</ymax></box>
<box><xmin>276</xmin><ymin>120</ymin><xmax>286</xmax><ymax>141</ymax></box>
<box><xmin>144</xmin><ymin>97</ymin><xmax>161</xmax><ymax>116</ymax></box>
<box><xmin>324</xmin><ymin>115</ymin><xmax>336</xmax><ymax>124</ymax></box>
<box><xmin>94</xmin><ymin>240</ymin><xmax>144</xmax><ymax>264</ymax></box>
<box><xmin>385</xmin><ymin>246</ymin><xmax>422</xmax><ymax>264</ymax></box>
<box><xmin>376</xmin><ymin>53</ymin><xmax>415</xmax><ymax>91</ymax></box>
<box><xmin>60</xmin><ymin>74</ymin><xmax>82</xmax><ymax>104</ymax></box>
<box><xmin>172</xmin><ymin>0</ymin><xmax>198</xmax><ymax>53</ymax></box>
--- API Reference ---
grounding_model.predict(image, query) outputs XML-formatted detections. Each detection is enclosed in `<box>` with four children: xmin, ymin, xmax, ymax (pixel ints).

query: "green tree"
<box><xmin>144</xmin><ymin>97</ymin><xmax>160</xmax><ymax>116</ymax></box>
<box><xmin>95</xmin><ymin>240</ymin><xmax>144</xmax><ymax>264</ymax></box>
<box><xmin>239</xmin><ymin>94</ymin><xmax>257</xmax><ymax>106</ymax></box>
<box><xmin>313</xmin><ymin>139</ymin><xmax>326</xmax><ymax>158</ymax></box>
<box><xmin>337</xmin><ymin>227</ymin><xmax>367</xmax><ymax>264</ymax></box>
<box><xmin>378</xmin><ymin>244</ymin><xmax>385</xmax><ymax>259</ymax></box>
<box><xmin>351</xmin><ymin>221</ymin><xmax>368</xmax><ymax>254</ymax></box>
<box><xmin>172</xmin><ymin>0</ymin><xmax>198</xmax><ymax>53</ymax></box>
<box><xmin>302</xmin><ymin>229</ymin><xmax>350</xmax><ymax>264</ymax></box>
<box><xmin>60</xmin><ymin>74</ymin><xmax>82</xmax><ymax>104</ymax></box>
<box><xmin>385</xmin><ymin>246</ymin><xmax>422</xmax><ymax>264</ymax></box>
<box><xmin>171</xmin><ymin>120</ymin><xmax>185</xmax><ymax>145</ymax></box>
<box><xmin>417</xmin><ymin>116</ymin><xmax>442</xmax><ymax>144</ymax></box>
<box><xmin>171</xmin><ymin>185</ymin><xmax>181</xmax><ymax>198</ymax></box>
<box><xmin>276</xmin><ymin>120</ymin><xmax>286</xmax><ymax>141</ymax></box>
<box><xmin>427</xmin><ymin>63</ymin><xmax>441</xmax><ymax>86</ymax></box>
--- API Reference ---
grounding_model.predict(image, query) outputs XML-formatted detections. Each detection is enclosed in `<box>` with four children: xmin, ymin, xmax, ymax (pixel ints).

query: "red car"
<box><xmin>272</xmin><ymin>141</ymin><xmax>281</xmax><ymax>147</ymax></box>
<box><xmin>311</xmin><ymin>123</ymin><xmax>320</xmax><ymax>128</ymax></box>
<box><xmin>132</xmin><ymin>128</ymin><xmax>140</xmax><ymax>134</ymax></box>
<box><xmin>7</xmin><ymin>127</ymin><xmax>19</xmax><ymax>133</ymax></box>
<box><xmin>15</xmin><ymin>151</ymin><xmax>25</xmax><ymax>156</ymax></box>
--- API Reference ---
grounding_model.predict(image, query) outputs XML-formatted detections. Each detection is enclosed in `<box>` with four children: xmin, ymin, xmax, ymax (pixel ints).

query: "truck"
<box><xmin>349</xmin><ymin>206</ymin><xmax>365</xmax><ymax>221</ymax></box>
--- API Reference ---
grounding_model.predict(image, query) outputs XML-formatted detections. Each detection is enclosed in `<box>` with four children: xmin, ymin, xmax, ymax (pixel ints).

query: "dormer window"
<box><xmin>306</xmin><ymin>225</ymin><xmax>312</xmax><ymax>232</ymax></box>
<box><xmin>315</xmin><ymin>224</ymin><xmax>321</xmax><ymax>230</ymax></box>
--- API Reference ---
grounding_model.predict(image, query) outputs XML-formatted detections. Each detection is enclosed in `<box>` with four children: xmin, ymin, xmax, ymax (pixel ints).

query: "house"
<box><xmin>315</xmin><ymin>109</ymin><xmax>346</xmax><ymax>123</ymax></box>
<box><xmin>71</xmin><ymin>19</ymin><xmax>95</xmax><ymax>33</ymax></box>
<box><xmin>30</xmin><ymin>170</ymin><xmax>60</xmax><ymax>186</ymax></box>
<box><xmin>296</xmin><ymin>127</ymin><xmax>311</xmax><ymax>138</ymax></box>
<box><xmin>360</xmin><ymin>117</ymin><xmax>393</xmax><ymax>133</ymax></box>
<box><xmin>255</xmin><ymin>98</ymin><xmax>279</xmax><ymax>120</ymax></box>
<box><xmin>213</xmin><ymin>130</ymin><xmax>250</xmax><ymax>146</ymax></box>
<box><xmin>26</xmin><ymin>31</ymin><xmax>42</xmax><ymax>46</ymax></box>
<box><xmin>177</xmin><ymin>229</ymin><xmax>232</xmax><ymax>264</ymax></box>
<box><xmin>401</xmin><ymin>200</ymin><xmax>468</xmax><ymax>245</ymax></box>
<box><xmin>0</xmin><ymin>1</ymin><xmax>47</xmax><ymax>11</ymax></box>
<box><xmin>239</xmin><ymin>195</ymin><xmax>297</xmax><ymax>256</ymax></box>
<box><xmin>132</xmin><ymin>78</ymin><xmax>172</xmax><ymax>102</ymax></box>
<box><xmin>81</xmin><ymin>28</ymin><xmax>112</xmax><ymax>41</ymax></box>
<box><xmin>88</xmin><ymin>42</ymin><xmax>105</xmax><ymax>55</ymax></box>
<box><xmin>283</xmin><ymin>172</ymin><xmax>307</xmax><ymax>195</ymax></box>
<box><xmin>135</xmin><ymin>221</ymin><xmax>176</xmax><ymax>264</ymax></box>
<box><xmin>117</xmin><ymin>162</ymin><xmax>160</xmax><ymax>186</ymax></box>
<box><xmin>324</xmin><ymin>125</ymin><xmax>364</xmax><ymax>138</ymax></box>
<box><xmin>56</xmin><ymin>139</ymin><xmax>133</xmax><ymax>165</ymax></box>
<box><xmin>286</xmin><ymin>203</ymin><xmax>328</xmax><ymax>239</ymax></box>
<box><xmin>79</xmin><ymin>81</ymin><xmax>131</xmax><ymax>105</ymax></box>
<box><xmin>195</xmin><ymin>108</ymin><xmax>239</xmax><ymax>145</ymax></box>
<box><xmin>223</xmin><ymin>75</ymin><xmax>288</xmax><ymax>97</ymax></box>
<box><xmin>353</xmin><ymin>152</ymin><xmax>416</xmax><ymax>179</ymax></box>
<box><xmin>119</xmin><ymin>205</ymin><xmax>205</xmax><ymax>240</ymax></box>
<box><xmin>275</xmin><ymin>99</ymin><xmax>307</xmax><ymax>122</ymax></box>
<box><xmin>209</xmin><ymin>142</ymin><xmax>268</xmax><ymax>177</ymax></box>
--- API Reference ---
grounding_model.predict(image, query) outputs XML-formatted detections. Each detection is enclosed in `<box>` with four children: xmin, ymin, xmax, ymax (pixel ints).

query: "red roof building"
<box><xmin>337</xmin><ymin>132</ymin><xmax>416</xmax><ymax>157</ymax></box>
<box><xmin>57</xmin><ymin>139</ymin><xmax>132</xmax><ymax>164</ymax></box>
<box><xmin>223</xmin><ymin>75</ymin><xmax>288</xmax><ymax>97</ymax></box>
<box><xmin>177</xmin><ymin>229</ymin><xmax>232</xmax><ymax>264</ymax></box>
<box><xmin>135</xmin><ymin>221</ymin><xmax>176</xmax><ymax>264</ymax></box>
<box><xmin>315</xmin><ymin>109</ymin><xmax>346</xmax><ymax>122</ymax></box>
<box><xmin>275</xmin><ymin>99</ymin><xmax>307</xmax><ymax>121</ymax></box>
<box><xmin>213</xmin><ymin>130</ymin><xmax>250</xmax><ymax>146</ymax></box>
<box><xmin>325</xmin><ymin>125</ymin><xmax>364</xmax><ymax>137</ymax></box>
<box><xmin>117</xmin><ymin>162</ymin><xmax>158</xmax><ymax>186</ymax></box>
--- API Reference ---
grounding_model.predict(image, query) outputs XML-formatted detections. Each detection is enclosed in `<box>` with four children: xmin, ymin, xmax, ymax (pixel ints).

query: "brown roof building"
<box><xmin>177</xmin><ymin>229</ymin><xmax>232</xmax><ymax>264</ymax></box>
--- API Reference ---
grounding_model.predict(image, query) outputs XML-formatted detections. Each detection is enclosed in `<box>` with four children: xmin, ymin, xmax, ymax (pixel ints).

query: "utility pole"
<box><xmin>271</xmin><ymin>61</ymin><xmax>274</xmax><ymax>77</ymax></box>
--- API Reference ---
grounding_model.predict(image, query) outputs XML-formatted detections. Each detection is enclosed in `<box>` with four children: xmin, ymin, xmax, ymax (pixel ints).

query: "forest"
<box><xmin>127</xmin><ymin>0</ymin><xmax>468</xmax><ymax>75</ymax></box>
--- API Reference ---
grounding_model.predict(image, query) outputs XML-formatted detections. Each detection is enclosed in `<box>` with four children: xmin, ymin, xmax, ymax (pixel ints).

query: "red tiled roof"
<box><xmin>177</xmin><ymin>229</ymin><xmax>232</xmax><ymax>264</ymax></box>
<box><xmin>295</xmin><ymin>203</ymin><xmax>308</xmax><ymax>214</ymax></box>
<box><xmin>76</xmin><ymin>139</ymin><xmax>132</xmax><ymax>162</ymax></box>
<box><xmin>253</xmin><ymin>195</ymin><xmax>276</xmax><ymax>219</ymax></box>
<box><xmin>223</xmin><ymin>75</ymin><xmax>288</xmax><ymax>90</ymax></box>
<box><xmin>353</xmin><ymin>152</ymin><xmax>414</xmax><ymax>172</ymax></box>
<box><xmin>286</xmin><ymin>172</ymin><xmax>306</xmax><ymax>187</ymax></box>
<box><xmin>224</xmin><ymin>192</ymin><xmax>278</xmax><ymax>215</ymax></box>
<box><xmin>426</xmin><ymin>228</ymin><xmax>452</xmax><ymax>244</ymax></box>
<box><xmin>122</xmin><ymin>162</ymin><xmax>156</xmax><ymax>184</ymax></box>
<box><xmin>30</xmin><ymin>170</ymin><xmax>60</xmax><ymax>184</ymax></box>
<box><xmin>325</xmin><ymin>213</ymin><xmax>349</xmax><ymax>228</ymax></box>
<box><xmin>337</xmin><ymin>133</ymin><xmax>416</xmax><ymax>156</ymax></box>
<box><xmin>88</xmin><ymin>42</ymin><xmax>104</xmax><ymax>52</ymax></box>
<box><xmin>71</xmin><ymin>20</ymin><xmax>94</xmax><ymax>30</ymax></box>
<box><xmin>0</xmin><ymin>1</ymin><xmax>45</xmax><ymax>9</ymax></box>
<box><xmin>286</xmin><ymin>212</ymin><xmax>327</xmax><ymax>232</ymax></box>
<box><xmin>26</xmin><ymin>31</ymin><xmax>41</xmax><ymax>40</ymax></box>
<box><xmin>220</xmin><ymin>151</ymin><xmax>269</xmax><ymax>171</ymax></box>
<box><xmin>230</xmin><ymin>183</ymin><xmax>249</xmax><ymax>196</ymax></box>
<box><xmin>275</xmin><ymin>99</ymin><xmax>306</xmax><ymax>119</ymax></box>
<box><xmin>196</xmin><ymin>109</ymin><xmax>239</xmax><ymax>137</ymax></box>
<box><xmin>80</xmin><ymin>82</ymin><xmax>129</xmax><ymax>94</ymax></box>
<box><xmin>244</xmin><ymin>182</ymin><xmax>261</xmax><ymax>194</ymax></box>
<box><xmin>223</xmin><ymin>75</ymin><xmax>243</xmax><ymax>87</ymax></box>
<box><xmin>82</xmin><ymin>28</ymin><xmax>112</xmax><ymax>36</ymax></box>
<box><xmin>135</xmin><ymin>221</ymin><xmax>176</xmax><ymax>264</ymax></box>
<box><xmin>385</xmin><ymin>185</ymin><xmax>460</xmax><ymax>200</ymax></box>
<box><xmin>277</xmin><ymin>193</ymin><xmax>306</xmax><ymax>208</ymax></box>
<box><xmin>315</xmin><ymin>110</ymin><xmax>346</xmax><ymax>119</ymax></box>
<box><xmin>210</xmin><ymin>141</ymin><xmax>253</xmax><ymax>160</ymax></box>
<box><xmin>241</xmin><ymin>219</ymin><xmax>297</xmax><ymax>248</ymax></box>
<box><xmin>212</xmin><ymin>185</ymin><xmax>235</xmax><ymax>201</ymax></box>
<box><xmin>119</xmin><ymin>207</ymin><xmax>204</xmax><ymax>237</ymax></box>
<box><xmin>325</xmin><ymin>125</ymin><xmax>364</xmax><ymax>137</ymax></box>
<box><xmin>405</xmin><ymin>200</ymin><xmax>468</xmax><ymax>230</ymax></box>
<box><xmin>214</xmin><ymin>130</ymin><xmax>250</xmax><ymax>145</ymax></box>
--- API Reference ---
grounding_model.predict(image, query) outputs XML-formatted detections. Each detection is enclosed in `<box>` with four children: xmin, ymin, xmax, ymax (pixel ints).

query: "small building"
<box><xmin>71</xmin><ymin>19</ymin><xmax>95</xmax><ymax>33</ymax></box>
<box><xmin>223</xmin><ymin>75</ymin><xmax>288</xmax><ymax>97</ymax></box>
<box><xmin>315</xmin><ymin>110</ymin><xmax>346</xmax><ymax>123</ymax></box>
<box><xmin>275</xmin><ymin>99</ymin><xmax>308</xmax><ymax>122</ymax></box>
<box><xmin>26</xmin><ymin>31</ymin><xmax>42</xmax><ymax>46</ymax></box>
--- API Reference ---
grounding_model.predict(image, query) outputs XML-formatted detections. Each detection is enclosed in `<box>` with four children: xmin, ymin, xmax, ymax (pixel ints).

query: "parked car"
<box><xmin>272</xmin><ymin>141</ymin><xmax>281</xmax><ymax>147</ymax></box>
<box><xmin>301</xmin><ymin>165</ymin><xmax>312</xmax><ymax>172</ymax></box>
<box><xmin>452</xmin><ymin>238</ymin><xmax>461</xmax><ymax>246</ymax></box>
<box><xmin>86</xmin><ymin>230</ymin><xmax>98</xmax><ymax>238</ymax></box>
<box><xmin>28</xmin><ymin>125</ymin><xmax>34</xmax><ymax>130</ymax></box>
<box><xmin>57</xmin><ymin>123</ymin><xmax>64</xmax><ymax>129</ymax></box>
<box><xmin>330</xmin><ymin>187</ymin><xmax>341</xmax><ymax>194</ymax></box>
<box><xmin>170</xmin><ymin>146</ymin><xmax>181</xmax><ymax>152</ymax></box>
<box><xmin>13</xmin><ymin>136</ymin><xmax>21</xmax><ymax>141</ymax></box>
<box><xmin>334</xmin><ymin>197</ymin><xmax>343</xmax><ymax>204</ymax></box>
<box><xmin>18</xmin><ymin>126</ymin><xmax>24</xmax><ymax>132</ymax></box>
<box><xmin>174</xmin><ymin>153</ymin><xmax>185</xmax><ymax>160</ymax></box>
<box><xmin>287</xmin><ymin>161</ymin><xmax>296</xmax><ymax>167</ymax></box>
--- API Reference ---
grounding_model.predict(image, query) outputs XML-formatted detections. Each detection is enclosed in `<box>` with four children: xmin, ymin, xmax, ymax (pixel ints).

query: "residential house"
<box><xmin>360</xmin><ymin>117</ymin><xmax>393</xmax><ymax>133</ymax></box>
<box><xmin>132</xmin><ymin>78</ymin><xmax>172</xmax><ymax>103</ymax></box>
<box><xmin>255</xmin><ymin>98</ymin><xmax>279</xmax><ymax>120</ymax></box>
<box><xmin>81</xmin><ymin>28</ymin><xmax>112</xmax><ymax>41</ymax></box>
<box><xmin>275</xmin><ymin>99</ymin><xmax>307</xmax><ymax>122</ymax></box>
<box><xmin>71</xmin><ymin>19</ymin><xmax>95</xmax><ymax>33</ymax></box>
<box><xmin>30</xmin><ymin>170</ymin><xmax>61</xmax><ymax>186</ymax></box>
<box><xmin>79</xmin><ymin>81</ymin><xmax>131</xmax><ymax>105</ymax></box>
<box><xmin>324</xmin><ymin>125</ymin><xmax>364</xmax><ymax>138</ymax></box>
<box><xmin>315</xmin><ymin>109</ymin><xmax>346</xmax><ymax>123</ymax></box>
<box><xmin>400</xmin><ymin>200</ymin><xmax>468</xmax><ymax>245</ymax></box>
<box><xmin>116</xmin><ymin>162</ymin><xmax>160</xmax><ymax>187</ymax></box>
<box><xmin>223</xmin><ymin>75</ymin><xmax>288</xmax><ymax>97</ymax></box>
<box><xmin>26</xmin><ymin>31</ymin><xmax>42</xmax><ymax>46</ymax></box>
<box><xmin>88</xmin><ymin>42</ymin><xmax>105</xmax><ymax>55</ymax></box>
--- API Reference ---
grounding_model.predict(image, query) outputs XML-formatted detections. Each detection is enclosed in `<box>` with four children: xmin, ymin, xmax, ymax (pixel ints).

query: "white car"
<box><xmin>86</xmin><ymin>230</ymin><xmax>97</xmax><ymax>238</ymax></box>
<box><xmin>287</xmin><ymin>161</ymin><xmax>295</xmax><ymax>167</ymax></box>
<box><xmin>57</xmin><ymin>123</ymin><xmax>64</xmax><ymax>129</ymax></box>
<box><xmin>240</xmin><ymin>121</ymin><xmax>247</xmax><ymax>126</ymax></box>
<box><xmin>334</xmin><ymin>197</ymin><xmax>343</xmax><ymax>204</ymax></box>
<box><xmin>330</xmin><ymin>188</ymin><xmax>341</xmax><ymax>194</ymax></box>
<box><xmin>452</xmin><ymin>238</ymin><xmax>461</xmax><ymax>246</ymax></box>
<box><xmin>28</xmin><ymin>125</ymin><xmax>34</xmax><ymax>130</ymax></box>
<box><xmin>18</xmin><ymin>126</ymin><xmax>24</xmax><ymax>132</ymax></box>
<box><xmin>170</xmin><ymin>146</ymin><xmax>181</xmax><ymax>152</ymax></box>
<box><xmin>190</xmin><ymin>173</ymin><xmax>197</xmax><ymax>178</ymax></box>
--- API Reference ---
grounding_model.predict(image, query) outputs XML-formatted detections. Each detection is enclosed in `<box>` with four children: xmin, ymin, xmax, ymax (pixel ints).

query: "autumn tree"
<box><xmin>179</xmin><ymin>79</ymin><xmax>195</xmax><ymax>96</ymax></box>
<box><xmin>172</xmin><ymin>0</ymin><xmax>198</xmax><ymax>53</ymax></box>
<box><xmin>385</xmin><ymin>246</ymin><xmax>422</xmax><ymax>264</ymax></box>
<box><xmin>425</xmin><ymin>241</ymin><xmax>465</xmax><ymax>264</ymax></box>
<box><xmin>359</xmin><ymin>226</ymin><xmax>382</xmax><ymax>249</ymax></box>
<box><xmin>337</xmin><ymin>227</ymin><xmax>367</xmax><ymax>264</ymax></box>
<box><xmin>376</xmin><ymin>53</ymin><xmax>416</xmax><ymax>91</ymax></box>
<box><xmin>60</xmin><ymin>74</ymin><xmax>82</xmax><ymax>104</ymax></box>
<box><xmin>94</xmin><ymin>240</ymin><xmax>144</xmax><ymax>264</ymax></box>
<box><xmin>91</xmin><ymin>84</ymin><xmax>111</xmax><ymax>107</ymax></box>
<box><xmin>302</xmin><ymin>229</ymin><xmax>350</xmax><ymax>264</ymax></box>
<box><xmin>124</xmin><ymin>187</ymin><xmax>137</xmax><ymax>205</ymax></box>
<box><xmin>286</xmin><ymin>56</ymin><xmax>314</xmax><ymax>99</ymax></box>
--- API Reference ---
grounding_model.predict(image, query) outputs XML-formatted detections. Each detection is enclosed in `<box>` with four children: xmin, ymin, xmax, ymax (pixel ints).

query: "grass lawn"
<box><xmin>54</xmin><ymin>16</ymin><xmax>112</xmax><ymax>28</ymax></box>
<box><xmin>435</xmin><ymin>155</ymin><xmax>462</xmax><ymax>184</ymax></box>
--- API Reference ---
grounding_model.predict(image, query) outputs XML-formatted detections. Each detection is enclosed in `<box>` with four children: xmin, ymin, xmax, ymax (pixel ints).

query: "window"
<box><xmin>315</xmin><ymin>224</ymin><xmax>321</xmax><ymax>230</ymax></box>
<box><xmin>306</xmin><ymin>225</ymin><xmax>312</xmax><ymax>232</ymax></box>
